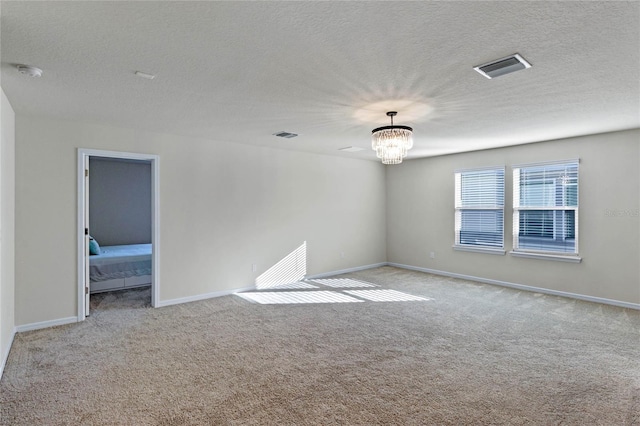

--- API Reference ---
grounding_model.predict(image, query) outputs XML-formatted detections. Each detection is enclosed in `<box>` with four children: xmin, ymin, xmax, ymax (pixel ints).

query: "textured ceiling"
<box><xmin>1</xmin><ymin>1</ymin><xmax>638</xmax><ymax>161</ymax></box>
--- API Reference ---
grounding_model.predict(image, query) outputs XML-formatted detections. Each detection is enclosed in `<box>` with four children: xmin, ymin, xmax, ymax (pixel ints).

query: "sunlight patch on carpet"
<box><xmin>345</xmin><ymin>289</ymin><xmax>430</xmax><ymax>302</ymax></box>
<box><xmin>237</xmin><ymin>291</ymin><xmax>364</xmax><ymax>304</ymax></box>
<box><xmin>270</xmin><ymin>282</ymin><xmax>318</xmax><ymax>289</ymax></box>
<box><xmin>309</xmin><ymin>278</ymin><xmax>378</xmax><ymax>288</ymax></box>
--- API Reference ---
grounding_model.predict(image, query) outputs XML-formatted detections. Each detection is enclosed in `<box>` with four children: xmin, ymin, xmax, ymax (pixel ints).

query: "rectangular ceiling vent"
<box><xmin>474</xmin><ymin>53</ymin><xmax>531</xmax><ymax>79</ymax></box>
<box><xmin>273</xmin><ymin>131</ymin><xmax>298</xmax><ymax>139</ymax></box>
<box><xmin>338</xmin><ymin>146</ymin><xmax>365</xmax><ymax>152</ymax></box>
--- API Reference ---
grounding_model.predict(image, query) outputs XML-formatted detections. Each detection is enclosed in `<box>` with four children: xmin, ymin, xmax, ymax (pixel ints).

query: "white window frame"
<box><xmin>511</xmin><ymin>159</ymin><xmax>581</xmax><ymax>263</ymax></box>
<box><xmin>454</xmin><ymin>166</ymin><xmax>505</xmax><ymax>255</ymax></box>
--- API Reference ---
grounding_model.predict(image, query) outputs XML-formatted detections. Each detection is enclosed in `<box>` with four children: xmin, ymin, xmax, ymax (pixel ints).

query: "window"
<box><xmin>513</xmin><ymin>160</ymin><xmax>579</xmax><ymax>257</ymax></box>
<box><xmin>455</xmin><ymin>167</ymin><xmax>505</xmax><ymax>252</ymax></box>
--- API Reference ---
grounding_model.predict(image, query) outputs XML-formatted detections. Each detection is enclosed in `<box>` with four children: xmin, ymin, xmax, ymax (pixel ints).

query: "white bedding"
<box><xmin>89</xmin><ymin>243</ymin><xmax>152</xmax><ymax>282</ymax></box>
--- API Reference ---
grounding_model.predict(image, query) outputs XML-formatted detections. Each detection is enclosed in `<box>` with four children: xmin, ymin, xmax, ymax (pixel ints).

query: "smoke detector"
<box><xmin>17</xmin><ymin>65</ymin><xmax>43</xmax><ymax>78</ymax></box>
<box><xmin>135</xmin><ymin>71</ymin><xmax>156</xmax><ymax>80</ymax></box>
<box><xmin>473</xmin><ymin>54</ymin><xmax>531</xmax><ymax>79</ymax></box>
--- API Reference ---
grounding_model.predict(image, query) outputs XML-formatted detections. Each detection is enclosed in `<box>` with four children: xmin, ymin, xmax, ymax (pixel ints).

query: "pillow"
<box><xmin>89</xmin><ymin>236</ymin><xmax>101</xmax><ymax>255</ymax></box>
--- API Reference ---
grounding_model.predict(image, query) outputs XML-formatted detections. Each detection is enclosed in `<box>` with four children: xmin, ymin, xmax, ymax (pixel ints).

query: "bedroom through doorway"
<box><xmin>77</xmin><ymin>149</ymin><xmax>160</xmax><ymax>320</ymax></box>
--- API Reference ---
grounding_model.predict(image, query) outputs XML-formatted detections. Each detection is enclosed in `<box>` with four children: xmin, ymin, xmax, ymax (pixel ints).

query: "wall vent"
<box><xmin>473</xmin><ymin>53</ymin><xmax>531</xmax><ymax>79</ymax></box>
<box><xmin>273</xmin><ymin>131</ymin><xmax>298</xmax><ymax>139</ymax></box>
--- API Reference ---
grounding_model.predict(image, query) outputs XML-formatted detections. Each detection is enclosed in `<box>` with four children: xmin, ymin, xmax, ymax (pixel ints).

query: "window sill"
<box><xmin>453</xmin><ymin>245</ymin><xmax>506</xmax><ymax>255</ymax></box>
<box><xmin>509</xmin><ymin>251</ymin><xmax>582</xmax><ymax>263</ymax></box>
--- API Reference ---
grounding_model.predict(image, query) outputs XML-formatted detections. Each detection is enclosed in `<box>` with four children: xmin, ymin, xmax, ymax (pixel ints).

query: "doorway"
<box><xmin>77</xmin><ymin>149</ymin><xmax>160</xmax><ymax>320</ymax></box>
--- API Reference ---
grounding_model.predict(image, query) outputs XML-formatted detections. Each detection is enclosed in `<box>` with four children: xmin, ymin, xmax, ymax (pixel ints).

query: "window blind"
<box><xmin>455</xmin><ymin>168</ymin><xmax>505</xmax><ymax>248</ymax></box>
<box><xmin>513</xmin><ymin>161</ymin><xmax>579</xmax><ymax>254</ymax></box>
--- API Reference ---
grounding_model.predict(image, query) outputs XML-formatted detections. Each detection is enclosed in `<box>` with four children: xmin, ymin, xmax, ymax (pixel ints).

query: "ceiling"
<box><xmin>1</xmin><ymin>1</ymin><xmax>638</xmax><ymax>162</ymax></box>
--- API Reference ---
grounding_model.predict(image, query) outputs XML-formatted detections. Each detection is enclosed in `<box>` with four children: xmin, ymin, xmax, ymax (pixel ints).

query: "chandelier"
<box><xmin>371</xmin><ymin>111</ymin><xmax>413</xmax><ymax>165</ymax></box>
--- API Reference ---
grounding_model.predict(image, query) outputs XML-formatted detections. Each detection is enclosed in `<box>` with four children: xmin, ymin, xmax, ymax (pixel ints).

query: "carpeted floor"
<box><xmin>1</xmin><ymin>266</ymin><xmax>639</xmax><ymax>425</ymax></box>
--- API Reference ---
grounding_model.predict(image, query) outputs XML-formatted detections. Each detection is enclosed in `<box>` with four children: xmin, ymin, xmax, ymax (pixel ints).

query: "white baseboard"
<box><xmin>1</xmin><ymin>327</ymin><xmax>17</xmax><ymax>380</ymax></box>
<box><xmin>156</xmin><ymin>285</ymin><xmax>256</xmax><ymax>308</ymax></box>
<box><xmin>10</xmin><ymin>261</ymin><xmax>636</xmax><ymax>345</ymax></box>
<box><xmin>15</xmin><ymin>316</ymin><xmax>78</xmax><ymax>333</ymax></box>
<box><xmin>12</xmin><ymin>286</ymin><xmax>256</xmax><ymax>335</ymax></box>
<box><xmin>305</xmin><ymin>262</ymin><xmax>388</xmax><ymax>280</ymax></box>
<box><xmin>388</xmin><ymin>262</ymin><xmax>640</xmax><ymax>311</ymax></box>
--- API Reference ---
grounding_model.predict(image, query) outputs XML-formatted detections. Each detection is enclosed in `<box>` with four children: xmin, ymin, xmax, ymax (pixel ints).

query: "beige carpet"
<box><xmin>1</xmin><ymin>266</ymin><xmax>639</xmax><ymax>425</ymax></box>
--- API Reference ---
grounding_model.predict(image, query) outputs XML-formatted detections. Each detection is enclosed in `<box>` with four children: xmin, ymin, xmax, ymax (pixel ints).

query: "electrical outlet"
<box><xmin>429</xmin><ymin>251</ymin><xmax>436</xmax><ymax>259</ymax></box>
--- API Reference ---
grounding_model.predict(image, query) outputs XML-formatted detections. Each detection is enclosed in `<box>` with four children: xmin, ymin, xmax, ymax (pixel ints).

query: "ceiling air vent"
<box><xmin>473</xmin><ymin>53</ymin><xmax>531</xmax><ymax>79</ymax></box>
<box><xmin>273</xmin><ymin>131</ymin><xmax>298</xmax><ymax>139</ymax></box>
<box><xmin>338</xmin><ymin>146</ymin><xmax>364</xmax><ymax>152</ymax></box>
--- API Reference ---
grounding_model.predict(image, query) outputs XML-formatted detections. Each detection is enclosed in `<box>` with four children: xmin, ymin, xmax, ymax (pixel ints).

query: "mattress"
<box><xmin>89</xmin><ymin>243</ymin><xmax>152</xmax><ymax>282</ymax></box>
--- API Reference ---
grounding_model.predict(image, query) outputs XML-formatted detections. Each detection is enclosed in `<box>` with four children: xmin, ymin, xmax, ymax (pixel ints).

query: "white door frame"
<box><xmin>77</xmin><ymin>148</ymin><xmax>160</xmax><ymax>321</ymax></box>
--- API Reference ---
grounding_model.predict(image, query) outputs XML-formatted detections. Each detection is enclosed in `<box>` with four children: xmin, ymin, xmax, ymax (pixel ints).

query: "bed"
<box><xmin>89</xmin><ymin>243</ymin><xmax>152</xmax><ymax>293</ymax></box>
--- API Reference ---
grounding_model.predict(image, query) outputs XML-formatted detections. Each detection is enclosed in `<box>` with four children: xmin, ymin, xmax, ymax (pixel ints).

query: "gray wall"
<box><xmin>14</xmin><ymin>116</ymin><xmax>387</xmax><ymax>326</ymax></box>
<box><xmin>386</xmin><ymin>129</ymin><xmax>640</xmax><ymax>305</ymax></box>
<box><xmin>11</xmin><ymin>114</ymin><xmax>639</xmax><ymax>327</ymax></box>
<box><xmin>89</xmin><ymin>158</ymin><xmax>152</xmax><ymax>246</ymax></box>
<box><xmin>0</xmin><ymin>88</ymin><xmax>16</xmax><ymax>375</ymax></box>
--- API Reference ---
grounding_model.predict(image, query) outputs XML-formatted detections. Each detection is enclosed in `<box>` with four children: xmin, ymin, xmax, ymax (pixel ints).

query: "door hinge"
<box><xmin>85</xmin><ymin>228</ymin><xmax>89</xmax><ymax>235</ymax></box>
<box><xmin>85</xmin><ymin>169</ymin><xmax>89</xmax><ymax>177</ymax></box>
<box><xmin>85</xmin><ymin>287</ymin><xmax>89</xmax><ymax>295</ymax></box>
